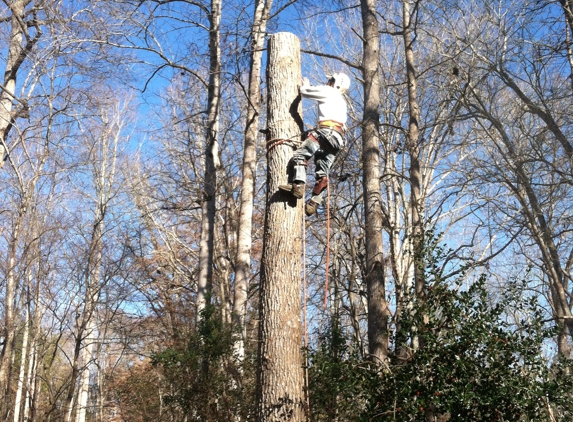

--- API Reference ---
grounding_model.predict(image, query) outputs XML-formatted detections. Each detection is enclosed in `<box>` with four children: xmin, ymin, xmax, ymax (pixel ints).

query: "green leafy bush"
<box><xmin>307</xmin><ymin>235</ymin><xmax>573</xmax><ymax>421</ymax></box>
<box><xmin>367</xmin><ymin>275</ymin><xmax>573</xmax><ymax>421</ymax></box>
<box><xmin>306</xmin><ymin>317</ymin><xmax>378</xmax><ymax>421</ymax></box>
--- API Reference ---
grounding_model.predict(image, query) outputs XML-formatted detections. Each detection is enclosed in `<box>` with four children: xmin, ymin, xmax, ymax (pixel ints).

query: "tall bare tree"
<box><xmin>59</xmin><ymin>92</ymin><xmax>130</xmax><ymax>421</ymax></box>
<box><xmin>0</xmin><ymin>1</ymin><xmax>45</xmax><ymax>404</ymax></box>
<box><xmin>233</xmin><ymin>0</ymin><xmax>273</xmax><ymax>366</ymax></box>
<box><xmin>402</xmin><ymin>0</ymin><xmax>425</xmax><ymax>303</ymax></box>
<box><xmin>196</xmin><ymin>0</ymin><xmax>223</xmax><ymax>318</ymax></box>
<box><xmin>256</xmin><ymin>32</ymin><xmax>306</xmax><ymax>422</ymax></box>
<box><xmin>0</xmin><ymin>93</ymin><xmax>54</xmax><ymax>419</ymax></box>
<box><xmin>0</xmin><ymin>0</ymin><xmax>41</xmax><ymax>171</ymax></box>
<box><xmin>360</xmin><ymin>0</ymin><xmax>389</xmax><ymax>363</ymax></box>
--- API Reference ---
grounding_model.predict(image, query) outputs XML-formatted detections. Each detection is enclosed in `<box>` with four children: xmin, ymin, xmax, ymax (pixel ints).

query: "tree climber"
<box><xmin>279</xmin><ymin>72</ymin><xmax>350</xmax><ymax>216</ymax></box>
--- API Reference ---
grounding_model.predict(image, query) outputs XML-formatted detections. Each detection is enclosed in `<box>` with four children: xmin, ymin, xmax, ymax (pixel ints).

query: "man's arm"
<box><xmin>300</xmin><ymin>84</ymin><xmax>332</xmax><ymax>101</ymax></box>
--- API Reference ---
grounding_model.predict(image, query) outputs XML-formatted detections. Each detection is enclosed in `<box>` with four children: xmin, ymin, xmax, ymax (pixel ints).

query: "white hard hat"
<box><xmin>327</xmin><ymin>73</ymin><xmax>351</xmax><ymax>93</ymax></box>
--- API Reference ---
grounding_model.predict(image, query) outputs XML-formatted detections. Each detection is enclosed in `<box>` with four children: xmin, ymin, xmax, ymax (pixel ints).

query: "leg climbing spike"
<box><xmin>305</xmin><ymin>199</ymin><xmax>319</xmax><ymax>216</ymax></box>
<box><xmin>278</xmin><ymin>183</ymin><xmax>305</xmax><ymax>199</ymax></box>
<box><xmin>305</xmin><ymin>176</ymin><xmax>328</xmax><ymax>216</ymax></box>
<box><xmin>312</xmin><ymin>177</ymin><xmax>328</xmax><ymax>196</ymax></box>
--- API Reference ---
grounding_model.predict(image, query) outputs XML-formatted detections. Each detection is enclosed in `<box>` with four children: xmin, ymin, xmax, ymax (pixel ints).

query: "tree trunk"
<box><xmin>23</xmin><ymin>300</ymin><xmax>42</xmax><ymax>422</ymax></box>
<box><xmin>0</xmin><ymin>195</ymin><xmax>28</xmax><ymax>416</ymax></box>
<box><xmin>75</xmin><ymin>318</ymin><xmax>97</xmax><ymax>422</ymax></box>
<box><xmin>23</xmin><ymin>339</ymin><xmax>37</xmax><ymax>422</ymax></box>
<box><xmin>12</xmin><ymin>303</ymin><xmax>29</xmax><ymax>422</ymax></box>
<box><xmin>255</xmin><ymin>32</ymin><xmax>305</xmax><ymax>422</ymax></box>
<box><xmin>233</xmin><ymin>0</ymin><xmax>273</xmax><ymax>366</ymax></box>
<box><xmin>196</xmin><ymin>0</ymin><xmax>222</xmax><ymax>319</ymax></box>
<box><xmin>403</xmin><ymin>0</ymin><xmax>425</xmax><ymax>350</ymax></box>
<box><xmin>63</xmin><ymin>235</ymin><xmax>101</xmax><ymax>422</ymax></box>
<box><xmin>559</xmin><ymin>0</ymin><xmax>573</xmax><ymax>40</ymax></box>
<box><xmin>0</xmin><ymin>0</ymin><xmax>36</xmax><ymax>170</ymax></box>
<box><xmin>360</xmin><ymin>0</ymin><xmax>389</xmax><ymax>363</ymax></box>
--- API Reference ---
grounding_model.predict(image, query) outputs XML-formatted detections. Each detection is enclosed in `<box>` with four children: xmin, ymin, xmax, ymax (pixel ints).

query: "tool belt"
<box><xmin>318</xmin><ymin>120</ymin><xmax>345</xmax><ymax>136</ymax></box>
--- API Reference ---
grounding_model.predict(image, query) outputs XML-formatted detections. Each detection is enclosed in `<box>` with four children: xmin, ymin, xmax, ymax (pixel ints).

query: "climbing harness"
<box><xmin>318</xmin><ymin>120</ymin><xmax>345</xmax><ymax>137</ymax></box>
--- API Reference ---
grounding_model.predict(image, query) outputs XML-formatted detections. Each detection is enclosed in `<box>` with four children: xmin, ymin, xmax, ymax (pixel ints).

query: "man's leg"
<box><xmin>305</xmin><ymin>176</ymin><xmax>328</xmax><ymax>216</ymax></box>
<box><xmin>305</xmin><ymin>147</ymin><xmax>338</xmax><ymax>216</ymax></box>
<box><xmin>279</xmin><ymin>133</ymin><xmax>321</xmax><ymax>199</ymax></box>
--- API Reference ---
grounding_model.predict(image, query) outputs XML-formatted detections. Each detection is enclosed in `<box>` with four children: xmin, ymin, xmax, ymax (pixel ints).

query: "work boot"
<box><xmin>305</xmin><ymin>199</ymin><xmax>320</xmax><ymax>216</ymax></box>
<box><xmin>278</xmin><ymin>182</ymin><xmax>305</xmax><ymax>199</ymax></box>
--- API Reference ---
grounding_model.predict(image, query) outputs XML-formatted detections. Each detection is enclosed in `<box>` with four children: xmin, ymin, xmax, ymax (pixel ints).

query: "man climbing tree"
<box><xmin>279</xmin><ymin>73</ymin><xmax>350</xmax><ymax>216</ymax></box>
<box><xmin>256</xmin><ymin>32</ymin><xmax>306</xmax><ymax>422</ymax></box>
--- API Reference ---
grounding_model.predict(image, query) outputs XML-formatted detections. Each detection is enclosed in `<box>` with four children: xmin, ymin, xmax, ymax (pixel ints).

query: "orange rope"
<box><xmin>266</xmin><ymin>137</ymin><xmax>300</xmax><ymax>156</ymax></box>
<box><xmin>324</xmin><ymin>182</ymin><xmax>331</xmax><ymax>309</ymax></box>
<box><xmin>302</xmin><ymin>204</ymin><xmax>310</xmax><ymax>417</ymax></box>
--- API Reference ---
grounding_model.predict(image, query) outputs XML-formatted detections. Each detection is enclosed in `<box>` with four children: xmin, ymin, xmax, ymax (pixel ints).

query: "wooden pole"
<box><xmin>255</xmin><ymin>31</ymin><xmax>305</xmax><ymax>422</ymax></box>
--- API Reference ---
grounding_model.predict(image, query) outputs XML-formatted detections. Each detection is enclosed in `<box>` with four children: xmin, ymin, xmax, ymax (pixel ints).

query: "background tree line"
<box><xmin>0</xmin><ymin>0</ymin><xmax>572</xmax><ymax>420</ymax></box>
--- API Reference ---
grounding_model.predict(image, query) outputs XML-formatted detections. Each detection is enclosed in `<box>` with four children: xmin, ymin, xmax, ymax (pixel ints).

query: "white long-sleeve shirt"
<box><xmin>300</xmin><ymin>84</ymin><xmax>347</xmax><ymax>127</ymax></box>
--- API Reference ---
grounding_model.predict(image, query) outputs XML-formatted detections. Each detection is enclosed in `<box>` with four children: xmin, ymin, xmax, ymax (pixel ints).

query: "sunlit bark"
<box><xmin>256</xmin><ymin>32</ymin><xmax>305</xmax><ymax>422</ymax></box>
<box><xmin>234</xmin><ymin>0</ymin><xmax>273</xmax><ymax>366</ymax></box>
<box><xmin>361</xmin><ymin>0</ymin><xmax>389</xmax><ymax>363</ymax></box>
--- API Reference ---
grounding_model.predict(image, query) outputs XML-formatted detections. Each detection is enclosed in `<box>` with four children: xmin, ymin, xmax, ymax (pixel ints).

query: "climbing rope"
<box><xmin>266</xmin><ymin>137</ymin><xmax>301</xmax><ymax>156</ymax></box>
<box><xmin>324</xmin><ymin>182</ymin><xmax>331</xmax><ymax>309</ymax></box>
<box><xmin>302</xmin><ymin>199</ymin><xmax>310</xmax><ymax>417</ymax></box>
<box><xmin>266</xmin><ymin>132</ymin><xmax>330</xmax><ymax>416</ymax></box>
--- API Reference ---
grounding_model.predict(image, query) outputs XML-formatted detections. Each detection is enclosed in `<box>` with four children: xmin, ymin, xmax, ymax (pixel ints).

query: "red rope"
<box><xmin>266</xmin><ymin>137</ymin><xmax>300</xmax><ymax>156</ymax></box>
<box><xmin>303</xmin><ymin>204</ymin><xmax>310</xmax><ymax>417</ymax></box>
<box><xmin>324</xmin><ymin>182</ymin><xmax>331</xmax><ymax>309</ymax></box>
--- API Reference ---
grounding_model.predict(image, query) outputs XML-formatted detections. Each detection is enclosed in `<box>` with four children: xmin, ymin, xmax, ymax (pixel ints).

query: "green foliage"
<box><xmin>307</xmin><ymin>237</ymin><xmax>573</xmax><ymax>421</ymax></box>
<box><xmin>151</xmin><ymin>303</ymin><xmax>256</xmax><ymax>421</ymax></box>
<box><xmin>306</xmin><ymin>317</ymin><xmax>378</xmax><ymax>421</ymax></box>
<box><xmin>367</xmin><ymin>275</ymin><xmax>573</xmax><ymax>421</ymax></box>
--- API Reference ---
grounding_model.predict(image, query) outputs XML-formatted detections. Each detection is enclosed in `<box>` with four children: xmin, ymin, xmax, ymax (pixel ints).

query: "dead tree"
<box><xmin>255</xmin><ymin>32</ymin><xmax>306</xmax><ymax>422</ymax></box>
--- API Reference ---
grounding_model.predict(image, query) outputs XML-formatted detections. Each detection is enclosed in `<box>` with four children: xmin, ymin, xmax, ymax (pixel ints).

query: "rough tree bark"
<box><xmin>559</xmin><ymin>0</ymin><xmax>573</xmax><ymax>37</ymax></box>
<box><xmin>12</xmin><ymin>299</ymin><xmax>29</xmax><ymax>422</ymax></box>
<box><xmin>75</xmin><ymin>318</ymin><xmax>97</xmax><ymax>422</ymax></box>
<box><xmin>255</xmin><ymin>32</ymin><xmax>305</xmax><ymax>422</ymax></box>
<box><xmin>403</xmin><ymin>0</ymin><xmax>425</xmax><ymax>351</ymax></box>
<box><xmin>196</xmin><ymin>0</ymin><xmax>222</xmax><ymax>319</ymax></box>
<box><xmin>360</xmin><ymin>0</ymin><xmax>389</xmax><ymax>363</ymax></box>
<box><xmin>0</xmin><ymin>0</ymin><xmax>40</xmax><ymax>170</ymax></box>
<box><xmin>233</xmin><ymin>0</ymin><xmax>273</xmax><ymax>364</ymax></box>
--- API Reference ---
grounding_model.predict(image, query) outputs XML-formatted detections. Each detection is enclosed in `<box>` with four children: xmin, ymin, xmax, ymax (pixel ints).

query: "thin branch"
<box><xmin>300</xmin><ymin>49</ymin><xmax>361</xmax><ymax>71</ymax></box>
<box><xmin>268</xmin><ymin>0</ymin><xmax>298</xmax><ymax>20</ymax></box>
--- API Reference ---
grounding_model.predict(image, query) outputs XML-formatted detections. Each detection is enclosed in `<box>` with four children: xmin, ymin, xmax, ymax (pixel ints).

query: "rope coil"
<box><xmin>266</xmin><ymin>137</ymin><xmax>302</xmax><ymax>156</ymax></box>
